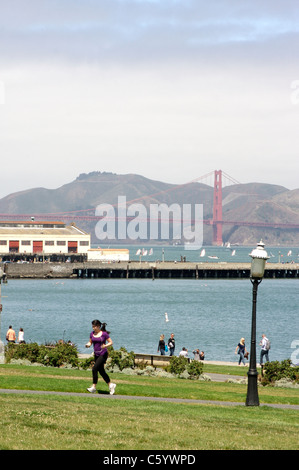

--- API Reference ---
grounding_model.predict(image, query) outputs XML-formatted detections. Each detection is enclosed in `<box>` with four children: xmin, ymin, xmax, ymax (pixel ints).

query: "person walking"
<box><xmin>168</xmin><ymin>333</ymin><xmax>175</xmax><ymax>356</ymax></box>
<box><xmin>85</xmin><ymin>319</ymin><xmax>116</xmax><ymax>395</ymax></box>
<box><xmin>6</xmin><ymin>326</ymin><xmax>16</xmax><ymax>343</ymax></box>
<box><xmin>157</xmin><ymin>334</ymin><xmax>166</xmax><ymax>355</ymax></box>
<box><xmin>235</xmin><ymin>338</ymin><xmax>248</xmax><ymax>366</ymax></box>
<box><xmin>260</xmin><ymin>334</ymin><xmax>270</xmax><ymax>365</ymax></box>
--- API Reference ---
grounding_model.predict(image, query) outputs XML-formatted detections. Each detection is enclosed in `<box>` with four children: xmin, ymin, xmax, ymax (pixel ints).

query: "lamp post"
<box><xmin>246</xmin><ymin>240</ymin><xmax>269</xmax><ymax>406</ymax></box>
<box><xmin>0</xmin><ymin>266</ymin><xmax>7</xmax><ymax>364</ymax></box>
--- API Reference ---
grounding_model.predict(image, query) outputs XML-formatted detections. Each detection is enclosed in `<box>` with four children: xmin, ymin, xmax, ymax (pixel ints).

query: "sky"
<box><xmin>0</xmin><ymin>0</ymin><xmax>299</xmax><ymax>199</ymax></box>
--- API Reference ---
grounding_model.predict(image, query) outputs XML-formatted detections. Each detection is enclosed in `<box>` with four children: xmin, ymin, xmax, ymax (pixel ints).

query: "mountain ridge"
<box><xmin>0</xmin><ymin>171</ymin><xmax>298</xmax><ymax>246</ymax></box>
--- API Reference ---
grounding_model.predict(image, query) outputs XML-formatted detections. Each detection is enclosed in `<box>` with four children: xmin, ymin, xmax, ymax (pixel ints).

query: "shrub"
<box><xmin>5</xmin><ymin>341</ymin><xmax>79</xmax><ymax>368</ymax></box>
<box><xmin>262</xmin><ymin>359</ymin><xmax>299</xmax><ymax>386</ymax></box>
<box><xmin>187</xmin><ymin>360</ymin><xmax>203</xmax><ymax>379</ymax></box>
<box><xmin>108</xmin><ymin>346</ymin><xmax>135</xmax><ymax>371</ymax></box>
<box><xmin>166</xmin><ymin>356</ymin><xmax>189</xmax><ymax>376</ymax></box>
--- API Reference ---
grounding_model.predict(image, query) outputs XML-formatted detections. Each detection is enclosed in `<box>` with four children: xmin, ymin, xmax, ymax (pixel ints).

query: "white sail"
<box><xmin>200</xmin><ymin>249</ymin><xmax>205</xmax><ymax>257</ymax></box>
<box><xmin>165</xmin><ymin>312</ymin><xmax>169</xmax><ymax>322</ymax></box>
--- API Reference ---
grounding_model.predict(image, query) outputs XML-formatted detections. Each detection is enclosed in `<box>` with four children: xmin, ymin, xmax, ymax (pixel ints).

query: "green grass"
<box><xmin>0</xmin><ymin>364</ymin><xmax>298</xmax><ymax>450</ymax></box>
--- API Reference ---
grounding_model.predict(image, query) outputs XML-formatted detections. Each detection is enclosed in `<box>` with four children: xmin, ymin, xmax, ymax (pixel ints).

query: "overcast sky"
<box><xmin>0</xmin><ymin>0</ymin><xmax>298</xmax><ymax>199</ymax></box>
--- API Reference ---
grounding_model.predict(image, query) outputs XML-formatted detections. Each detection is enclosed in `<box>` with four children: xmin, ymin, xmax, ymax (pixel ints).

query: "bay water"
<box><xmin>1</xmin><ymin>245</ymin><xmax>298</xmax><ymax>364</ymax></box>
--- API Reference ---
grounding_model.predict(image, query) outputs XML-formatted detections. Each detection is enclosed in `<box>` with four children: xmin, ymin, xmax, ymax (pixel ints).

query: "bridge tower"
<box><xmin>212</xmin><ymin>170</ymin><xmax>223</xmax><ymax>246</ymax></box>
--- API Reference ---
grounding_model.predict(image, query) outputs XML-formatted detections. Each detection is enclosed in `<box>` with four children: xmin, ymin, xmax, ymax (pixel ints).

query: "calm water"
<box><xmin>1</xmin><ymin>251</ymin><xmax>298</xmax><ymax>363</ymax></box>
<box><xmin>101</xmin><ymin>244</ymin><xmax>299</xmax><ymax>264</ymax></box>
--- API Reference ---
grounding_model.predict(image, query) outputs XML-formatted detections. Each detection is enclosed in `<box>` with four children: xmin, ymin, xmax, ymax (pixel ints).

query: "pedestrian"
<box><xmin>192</xmin><ymin>349</ymin><xmax>200</xmax><ymax>361</ymax></box>
<box><xmin>199</xmin><ymin>351</ymin><xmax>205</xmax><ymax>360</ymax></box>
<box><xmin>235</xmin><ymin>338</ymin><xmax>248</xmax><ymax>366</ymax></box>
<box><xmin>157</xmin><ymin>334</ymin><xmax>166</xmax><ymax>355</ymax></box>
<box><xmin>168</xmin><ymin>333</ymin><xmax>175</xmax><ymax>356</ymax></box>
<box><xmin>179</xmin><ymin>347</ymin><xmax>188</xmax><ymax>358</ymax></box>
<box><xmin>259</xmin><ymin>334</ymin><xmax>270</xmax><ymax>365</ymax></box>
<box><xmin>85</xmin><ymin>319</ymin><xmax>116</xmax><ymax>395</ymax></box>
<box><xmin>18</xmin><ymin>328</ymin><xmax>25</xmax><ymax>344</ymax></box>
<box><xmin>6</xmin><ymin>325</ymin><xmax>16</xmax><ymax>343</ymax></box>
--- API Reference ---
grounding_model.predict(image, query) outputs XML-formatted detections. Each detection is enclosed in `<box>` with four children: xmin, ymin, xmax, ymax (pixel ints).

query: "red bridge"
<box><xmin>0</xmin><ymin>170</ymin><xmax>298</xmax><ymax>245</ymax></box>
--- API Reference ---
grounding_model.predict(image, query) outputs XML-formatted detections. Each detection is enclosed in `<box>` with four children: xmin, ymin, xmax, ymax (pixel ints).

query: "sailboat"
<box><xmin>231</xmin><ymin>250</ymin><xmax>236</xmax><ymax>256</ymax></box>
<box><xmin>136</xmin><ymin>249</ymin><xmax>141</xmax><ymax>256</ymax></box>
<box><xmin>149</xmin><ymin>248</ymin><xmax>153</xmax><ymax>256</ymax></box>
<box><xmin>200</xmin><ymin>248</ymin><xmax>205</xmax><ymax>257</ymax></box>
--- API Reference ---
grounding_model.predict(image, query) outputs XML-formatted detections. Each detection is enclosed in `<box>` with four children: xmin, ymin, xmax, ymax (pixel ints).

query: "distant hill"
<box><xmin>0</xmin><ymin>171</ymin><xmax>298</xmax><ymax>245</ymax></box>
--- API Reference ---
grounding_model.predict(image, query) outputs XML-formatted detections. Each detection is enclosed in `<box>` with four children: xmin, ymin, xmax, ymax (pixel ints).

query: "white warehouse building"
<box><xmin>0</xmin><ymin>221</ymin><xmax>90</xmax><ymax>257</ymax></box>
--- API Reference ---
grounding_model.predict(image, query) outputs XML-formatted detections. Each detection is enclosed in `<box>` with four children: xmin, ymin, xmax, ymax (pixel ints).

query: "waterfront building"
<box><xmin>0</xmin><ymin>221</ymin><xmax>90</xmax><ymax>258</ymax></box>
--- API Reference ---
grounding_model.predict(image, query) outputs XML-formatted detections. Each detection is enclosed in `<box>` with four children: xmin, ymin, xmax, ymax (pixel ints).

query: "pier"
<box><xmin>72</xmin><ymin>261</ymin><xmax>299</xmax><ymax>280</ymax></box>
<box><xmin>2</xmin><ymin>260</ymin><xmax>299</xmax><ymax>279</ymax></box>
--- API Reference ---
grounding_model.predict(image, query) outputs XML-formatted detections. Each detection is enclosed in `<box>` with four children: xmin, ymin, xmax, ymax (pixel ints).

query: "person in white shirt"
<box><xmin>259</xmin><ymin>334</ymin><xmax>269</xmax><ymax>365</ymax></box>
<box><xmin>18</xmin><ymin>328</ymin><xmax>25</xmax><ymax>344</ymax></box>
<box><xmin>179</xmin><ymin>347</ymin><xmax>188</xmax><ymax>358</ymax></box>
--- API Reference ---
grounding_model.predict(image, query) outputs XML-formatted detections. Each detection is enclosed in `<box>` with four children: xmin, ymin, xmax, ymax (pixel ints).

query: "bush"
<box><xmin>5</xmin><ymin>341</ymin><xmax>79</xmax><ymax>368</ymax></box>
<box><xmin>166</xmin><ymin>356</ymin><xmax>204</xmax><ymax>379</ymax></box>
<box><xmin>262</xmin><ymin>359</ymin><xmax>299</xmax><ymax>386</ymax></box>
<box><xmin>108</xmin><ymin>347</ymin><xmax>135</xmax><ymax>371</ymax></box>
<box><xmin>187</xmin><ymin>360</ymin><xmax>203</xmax><ymax>379</ymax></box>
<box><xmin>166</xmin><ymin>356</ymin><xmax>189</xmax><ymax>376</ymax></box>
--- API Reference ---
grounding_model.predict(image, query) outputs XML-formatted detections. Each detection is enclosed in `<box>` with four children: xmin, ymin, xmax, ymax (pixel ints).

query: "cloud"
<box><xmin>0</xmin><ymin>1</ymin><xmax>298</xmax><ymax>198</ymax></box>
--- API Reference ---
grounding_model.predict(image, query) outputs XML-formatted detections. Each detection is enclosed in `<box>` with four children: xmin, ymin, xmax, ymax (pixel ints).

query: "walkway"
<box><xmin>0</xmin><ymin>388</ymin><xmax>298</xmax><ymax>410</ymax></box>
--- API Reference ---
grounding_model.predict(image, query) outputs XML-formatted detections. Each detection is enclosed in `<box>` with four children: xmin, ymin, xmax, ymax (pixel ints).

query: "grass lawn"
<box><xmin>0</xmin><ymin>364</ymin><xmax>298</xmax><ymax>450</ymax></box>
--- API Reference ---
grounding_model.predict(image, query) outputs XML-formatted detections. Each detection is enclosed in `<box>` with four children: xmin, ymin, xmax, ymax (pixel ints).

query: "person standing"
<box><xmin>18</xmin><ymin>328</ymin><xmax>25</xmax><ymax>344</ymax></box>
<box><xmin>168</xmin><ymin>333</ymin><xmax>175</xmax><ymax>356</ymax></box>
<box><xmin>192</xmin><ymin>349</ymin><xmax>200</xmax><ymax>361</ymax></box>
<box><xmin>179</xmin><ymin>347</ymin><xmax>188</xmax><ymax>358</ymax></box>
<box><xmin>235</xmin><ymin>338</ymin><xmax>248</xmax><ymax>366</ymax></box>
<box><xmin>260</xmin><ymin>334</ymin><xmax>270</xmax><ymax>365</ymax></box>
<box><xmin>85</xmin><ymin>319</ymin><xmax>116</xmax><ymax>395</ymax></box>
<box><xmin>157</xmin><ymin>334</ymin><xmax>166</xmax><ymax>355</ymax></box>
<box><xmin>6</xmin><ymin>326</ymin><xmax>16</xmax><ymax>343</ymax></box>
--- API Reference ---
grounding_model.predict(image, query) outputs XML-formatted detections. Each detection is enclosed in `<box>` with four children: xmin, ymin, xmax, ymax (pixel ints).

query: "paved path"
<box><xmin>0</xmin><ymin>388</ymin><xmax>298</xmax><ymax>410</ymax></box>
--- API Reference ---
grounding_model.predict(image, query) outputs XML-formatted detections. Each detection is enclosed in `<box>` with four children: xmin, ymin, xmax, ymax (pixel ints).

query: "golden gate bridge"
<box><xmin>0</xmin><ymin>170</ymin><xmax>298</xmax><ymax>245</ymax></box>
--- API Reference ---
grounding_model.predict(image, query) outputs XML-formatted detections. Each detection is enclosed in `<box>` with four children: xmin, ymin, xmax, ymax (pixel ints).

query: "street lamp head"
<box><xmin>249</xmin><ymin>240</ymin><xmax>269</xmax><ymax>280</ymax></box>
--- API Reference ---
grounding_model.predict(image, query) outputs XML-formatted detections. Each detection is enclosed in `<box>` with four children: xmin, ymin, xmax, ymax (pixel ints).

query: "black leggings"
<box><xmin>92</xmin><ymin>352</ymin><xmax>110</xmax><ymax>385</ymax></box>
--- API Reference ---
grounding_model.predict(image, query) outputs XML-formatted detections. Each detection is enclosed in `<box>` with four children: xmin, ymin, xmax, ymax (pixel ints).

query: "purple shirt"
<box><xmin>90</xmin><ymin>331</ymin><xmax>110</xmax><ymax>357</ymax></box>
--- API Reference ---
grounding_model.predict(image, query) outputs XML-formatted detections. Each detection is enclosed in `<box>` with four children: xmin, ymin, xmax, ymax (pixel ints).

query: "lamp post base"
<box><xmin>246</xmin><ymin>369</ymin><xmax>259</xmax><ymax>406</ymax></box>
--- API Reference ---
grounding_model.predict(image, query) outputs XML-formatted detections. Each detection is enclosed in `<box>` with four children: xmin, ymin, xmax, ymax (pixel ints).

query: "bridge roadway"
<box><xmin>3</xmin><ymin>260</ymin><xmax>299</xmax><ymax>279</ymax></box>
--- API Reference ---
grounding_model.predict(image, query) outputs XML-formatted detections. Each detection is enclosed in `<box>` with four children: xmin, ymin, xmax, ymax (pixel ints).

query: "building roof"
<box><xmin>0</xmin><ymin>221</ymin><xmax>90</xmax><ymax>237</ymax></box>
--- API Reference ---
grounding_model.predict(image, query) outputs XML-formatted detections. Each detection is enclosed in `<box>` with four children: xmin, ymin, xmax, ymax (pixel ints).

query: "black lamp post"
<box><xmin>246</xmin><ymin>240</ymin><xmax>269</xmax><ymax>406</ymax></box>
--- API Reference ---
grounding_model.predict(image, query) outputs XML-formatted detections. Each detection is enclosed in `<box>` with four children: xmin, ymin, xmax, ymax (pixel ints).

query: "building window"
<box><xmin>21</xmin><ymin>240</ymin><xmax>31</xmax><ymax>245</ymax></box>
<box><xmin>0</xmin><ymin>240</ymin><xmax>7</xmax><ymax>245</ymax></box>
<box><xmin>45</xmin><ymin>241</ymin><xmax>55</xmax><ymax>246</ymax></box>
<box><xmin>79</xmin><ymin>241</ymin><xmax>89</xmax><ymax>246</ymax></box>
<box><xmin>57</xmin><ymin>241</ymin><xmax>66</xmax><ymax>246</ymax></box>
